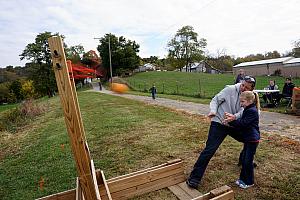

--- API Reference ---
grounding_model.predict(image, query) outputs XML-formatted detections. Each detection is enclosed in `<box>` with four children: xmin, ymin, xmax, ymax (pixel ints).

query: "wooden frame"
<box><xmin>40</xmin><ymin>36</ymin><xmax>234</xmax><ymax>200</ymax></box>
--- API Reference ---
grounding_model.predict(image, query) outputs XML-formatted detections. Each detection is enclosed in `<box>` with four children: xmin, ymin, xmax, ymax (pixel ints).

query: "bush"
<box><xmin>0</xmin><ymin>99</ymin><xmax>46</xmax><ymax>132</ymax></box>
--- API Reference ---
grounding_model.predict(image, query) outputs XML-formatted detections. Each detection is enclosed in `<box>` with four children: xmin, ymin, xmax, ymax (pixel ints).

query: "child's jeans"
<box><xmin>240</xmin><ymin>142</ymin><xmax>258</xmax><ymax>185</ymax></box>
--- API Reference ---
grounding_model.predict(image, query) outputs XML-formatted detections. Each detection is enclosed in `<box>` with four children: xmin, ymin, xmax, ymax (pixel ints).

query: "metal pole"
<box><xmin>93</xmin><ymin>35</ymin><xmax>113</xmax><ymax>83</ymax></box>
<box><xmin>108</xmin><ymin>35</ymin><xmax>113</xmax><ymax>84</ymax></box>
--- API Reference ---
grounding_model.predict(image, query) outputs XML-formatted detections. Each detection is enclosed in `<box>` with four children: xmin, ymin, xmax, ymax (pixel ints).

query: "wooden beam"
<box><xmin>101</xmin><ymin>172</ymin><xmax>185</xmax><ymax>200</ymax></box>
<box><xmin>76</xmin><ymin>177</ymin><xmax>84</xmax><ymax>200</ymax></box>
<box><xmin>210</xmin><ymin>191</ymin><xmax>234</xmax><ymax>200</ymax></box>
<box><xmin>104</xmin><ymin>160</ymin><xmax>183</xmax><ymax>193</ymax></box>
<box><xmin>99</xmin><ymin>171</ymin><xmax>112</xmax><ymax>200</ymax></box>
<box><xmin>190</xmin><ymin>185</ymin><xmax>234</xmax><ymax>200</ymax></box>
<box><xmin>37</xmin><ymin>160</ymin><xmax>184</xmax><ymax>200</ymax></box>
<box><xmin>169</xmin><ymin>185</ymin><xmax>194</xmax><ymax>200</ymax></box>
<box><xmin>168</xmin><ymin>182</ymin><xmax>203</xmax><ymax>200</ymax></box>
<box><xmin>48</xmin><ymin>36</ymin><xmax>100</xmax><ymax>200</ymax></box>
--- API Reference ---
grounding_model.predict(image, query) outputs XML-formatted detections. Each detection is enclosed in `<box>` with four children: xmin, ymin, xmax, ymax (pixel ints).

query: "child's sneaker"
<box><xmin>235</xmin><ymin>179</ymin><xmax>242</xmax><ymax>186</ymax></box>
<box><xmin>237</xmin><ymin>180</ymin><xmax>254</xmax><ymax>189</ymax></box>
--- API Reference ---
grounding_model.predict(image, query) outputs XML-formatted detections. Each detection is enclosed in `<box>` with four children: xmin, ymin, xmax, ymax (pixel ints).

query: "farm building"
<box><xmin>181</xmin><ymin>60</ymin><xmax>222</xmax><ymax>74</ymax></box>
<box><xmin>135</xmin><ymin>63</ymin><xmax>156</xmax><ymax>72</ymax></box>
<box><xmin>233</xmin><ymin>57</ymin><xmax>300</xmax><ymax>77</ymax></box>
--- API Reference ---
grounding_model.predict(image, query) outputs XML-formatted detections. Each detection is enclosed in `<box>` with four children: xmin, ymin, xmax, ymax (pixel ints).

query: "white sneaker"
<box><xmin>238</xmin><ymin>180</ymin><xmax>254</xmax><ymax>189</ymax></box>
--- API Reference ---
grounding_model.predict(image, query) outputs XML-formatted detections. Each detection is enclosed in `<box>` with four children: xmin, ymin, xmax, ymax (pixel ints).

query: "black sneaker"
<box><xmin>186</xmin><ymin>179</ymin><xmax>198</xmax><ymax>189</ymax></box>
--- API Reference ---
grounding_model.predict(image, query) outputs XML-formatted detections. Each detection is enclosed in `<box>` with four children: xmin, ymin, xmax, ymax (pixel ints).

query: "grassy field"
<box><xmin>0</xmin><ymin>91</ymin><xmax>299</xmax><ymax>199</ymax></box>
<box><xmin>0</xmin><ymin>103</ymin><xmax>18</xmax><ymax>113</ymax></box>
<box><xmin>125</xmin><ymin>71</ymin><xmax>300</xmax><ymax>98</ymax></box>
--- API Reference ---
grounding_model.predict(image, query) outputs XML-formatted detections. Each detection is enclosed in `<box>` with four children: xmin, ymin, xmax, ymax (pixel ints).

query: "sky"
<box><xmin>0</xmin><ymin>0</ymin><xmax>300</xmax><ymax>67</ymax></box>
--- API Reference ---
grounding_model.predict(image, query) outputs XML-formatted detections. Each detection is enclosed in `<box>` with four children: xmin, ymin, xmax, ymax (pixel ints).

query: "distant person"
<box><xmin>186</xmin><ymin>76</ymin><xmax>256</xmax><ymax>189</ymax></box>
<box><xmin>282</xmin><ymin>77</ymin><xmax>295</xmax><ymax>98</ymax></box>
<box><xmin>149</xmin><ymin>85</ymin><xmax>157</xmax><ymax>99</ymax></box>
<box><xmin>262</xmin><ymin>80</ymin><xmax>279</xmax><ymax>105</ymax></box>
<box><xmin>224</xmin><ymin>91</ymin><xmax>260</xmax><ymax>189</ymax></box>
<box><xmin>235</xmin><ymin>69</ymin><xmax>245</xmax><ymax>84</ymax></box>
<box><xmin>98</xmin><ymin>79</ymin><xmax>102</xmax><ymax>91</ymax></box>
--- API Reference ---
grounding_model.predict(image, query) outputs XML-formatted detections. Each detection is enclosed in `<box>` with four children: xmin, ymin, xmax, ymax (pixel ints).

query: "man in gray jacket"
<box><xmin>186</xmin><ymin>76</ymin><xmax>256</xmax><ymax>189</ymax></box>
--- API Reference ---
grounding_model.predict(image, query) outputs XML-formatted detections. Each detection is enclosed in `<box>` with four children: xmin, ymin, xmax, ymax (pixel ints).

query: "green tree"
<box><xmin>65</xmin><ymin>44</ymin><xmax>85</xmax><ymax>64</ymax></box>
<box><xmin>9</xmin><ymin>80</ymin><xmax>24</xmax><ymax>101</ymax></box>
<box><xmin>0</xmin><ymin>83</ymin><xmax>10</xmax><ymax>104</ymax></box>
<box><xmin>292</xmin><ymin>39</ymin><xmax>300</xmax><ymax>57</ymax></box>
<box><xmin>96</xmin><ymin>34</ymin><xmax>140</xmax><ymax>78</ymax></box>
<box><xmin>20</xmin><ymin>32</ymin><xmax>64</xmax><ymax>97</ymax></box>
<box><xmin>167</xmin><ymin>25</ymin><xmax>207</xmax><ymax>71</ymax></box>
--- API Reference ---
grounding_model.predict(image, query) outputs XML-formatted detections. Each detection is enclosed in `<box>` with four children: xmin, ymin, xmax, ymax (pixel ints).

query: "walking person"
<box><xmin>224</xmin><ymin>91</ymin><xmax>260</xmax><ymax>189</ymax></box>
<box><xmin>186</xmin><ymin>76</ymin><xmax>256</xmax><ymax>189</ymax></box>
<box><xmin>98</xmin><ymin>79</ymin><xmax>102</xmax><ymax>91</ymax></box>
<box><xmin>235</xmin><ymin>69</ymin><xmax>246</xmax><ymax>84</ymax></box>
<box><xmin>149</xmin><ymin>85</ymin><xmax>157</xmax><ymax>99</ymax></box>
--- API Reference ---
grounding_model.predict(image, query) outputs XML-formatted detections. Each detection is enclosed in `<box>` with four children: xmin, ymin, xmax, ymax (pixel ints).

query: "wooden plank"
<box><xmin>191</xmin><ymin>186</ymin><xmax>234</xmax><ymax>200</ymax></box>
<box><xmin>48</xmin><ymin>36</ymin><xmax>100</xmax><ymax>200</ymax></box>
<box><xmin>168</xmin><ymin>185</ymin><xmax>192</xmax><ymax>200</ymax></box>
<box><xmin>37</xmin><ymin>160</ymin><xmax>183</xmax><ymax>200</ymax></box>
<box><xmin>76</xmin><ymin>177</ymin><xmax>83</xmax><ymax>200</ymax></box>
<box><xmin>210</xmin><ymin>191</ymin><xmax>234</xmax><ymax>200</ymax></box>
<box><xmin>90</xmin><ymin>160</ymin><xmax>101</xmax><ymax>199</ymax></box>
<box><xmin>103</xmin><ymin>161</ymin><xmax>183</xmax><ymax>193</ymax></box>
<box><xmin>108</xmin><ymin>159</ymin><xmax>182</xmax><ymax>182</ymax></box>
<box><xmin>36</xmin><ymin>189</ymin><xmax>75</xmax><ymax>200</ymax></box>
<box><xmin>100</xmin><ymin>170</ymin><xmax>112</xmax><ymax>200</ymax></box>
<box><xmin>177</xmin><ymin>182</ymin><xmax>203</xmax><ymax>198</ymax></box>
<box><xmin>210</xmin><ymin>185</ymin><xmax>231</xmax><ymax>197</ymax></box>
<box><xmin>101</xmin><ymin>172</ymin><xmax>186</xmax><ymax>200</ymax></box>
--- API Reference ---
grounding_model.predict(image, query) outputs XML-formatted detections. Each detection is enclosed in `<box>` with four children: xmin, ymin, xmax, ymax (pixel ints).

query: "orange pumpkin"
<box><xmin>111</xmin><ymin>83</ymin><xmax>129</xmax><ymax>93</ymax></box>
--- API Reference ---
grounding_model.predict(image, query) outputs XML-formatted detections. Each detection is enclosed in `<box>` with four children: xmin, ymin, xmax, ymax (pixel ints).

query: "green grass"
<box><xmin>124</xmin><ymin>71</ymin><xmax>300</xmax><ymax>98</ymax></box>
<box><xmin>0</xmin><ymin>90</ymin><xmax>299</xmax><ymax>200</ymax></box>
<box><xmin>127</xmin><ymin>90</ymin><xmax>211</xmax><ymax>104</ymax></box>
<box><xmin>0</xmin><ymin>103</ymin><xmax>18</xmax><ymax>113</ymax></box>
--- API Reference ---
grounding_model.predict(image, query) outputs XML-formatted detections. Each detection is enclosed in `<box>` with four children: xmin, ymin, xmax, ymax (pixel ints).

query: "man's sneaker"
<box><xmin>237</xmin><ymin>180</ymin><xmax>254</xmax><ymax>189</ymax></box>
<box><xmin>186</xmin><ymin>179</ymin><xmax>198</xmax><ymax>189</ymax></box>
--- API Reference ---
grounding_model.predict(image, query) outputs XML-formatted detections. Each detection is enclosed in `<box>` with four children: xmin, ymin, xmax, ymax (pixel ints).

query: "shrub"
<box><xmin>21</xmin><ymin>80</ymin><xmax>35</xmax><ymax>99</ymax></box>
<box><xmin>0</xmin><ymin>99</ymin><xmax>46</xmax><ymax>132</ymax></box>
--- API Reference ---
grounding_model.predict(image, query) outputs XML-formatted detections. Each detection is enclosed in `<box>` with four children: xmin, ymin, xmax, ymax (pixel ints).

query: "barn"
<box><xmin>233</xmin><ymin>57</ymin><xmax>300</xmax><ymax>77</ymax></box>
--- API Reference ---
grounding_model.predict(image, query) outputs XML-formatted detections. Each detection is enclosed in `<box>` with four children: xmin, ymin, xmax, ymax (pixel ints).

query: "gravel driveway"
<box><xmin>93</xmin><ymin>85</ymin><xmax>300</xmax><ymax>141</ymax></box>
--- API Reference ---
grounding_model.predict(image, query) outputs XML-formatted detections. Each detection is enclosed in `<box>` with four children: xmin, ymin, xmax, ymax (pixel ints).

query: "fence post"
<box><xmin>198</xmin><ymin>79</ymin><xmax>202</xmax><ymax>97</ymax></box>
<box><xmin>176</xmin><ymin>81</ymin><xmax>179</xmax><ymax>94</ymax></box>
<box><xmin>162</xmin><ymin>82</ymin><xmax>165</xmax><ymax>94</ymax></box>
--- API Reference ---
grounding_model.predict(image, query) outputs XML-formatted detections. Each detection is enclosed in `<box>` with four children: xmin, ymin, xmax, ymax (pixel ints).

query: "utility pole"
<box><xmin>93</xmin><ymin>34</ymin><xmax>113</xmax><ymax>83</ymax></box>
<box><xmin>108</xmin><ymin>35</ymin><xmax>113</xmax><ymax>84</ymax></box>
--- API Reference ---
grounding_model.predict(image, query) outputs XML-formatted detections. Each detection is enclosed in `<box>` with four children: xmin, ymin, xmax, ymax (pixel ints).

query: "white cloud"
<box><xmin>0</xmin><ymin>0</ymin><xmax>300</xmax><ymax>67</ymax></box>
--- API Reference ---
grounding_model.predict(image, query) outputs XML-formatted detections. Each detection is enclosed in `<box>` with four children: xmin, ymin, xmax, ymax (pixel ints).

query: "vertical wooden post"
<box><xmin>48</xmin><ymin>36</ymin><xmax>100</xmax><ymax>200</ymax></box>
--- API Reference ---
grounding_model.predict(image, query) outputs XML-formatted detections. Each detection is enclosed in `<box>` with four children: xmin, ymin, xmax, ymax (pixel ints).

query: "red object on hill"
<box><xmin>66</xmin><ymin>50</ymin><xmax>107</xmax><ymax>80</ymax></box>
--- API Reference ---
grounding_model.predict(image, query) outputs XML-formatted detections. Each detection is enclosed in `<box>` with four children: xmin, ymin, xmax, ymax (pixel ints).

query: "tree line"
<box><xmin>0</xmin><ymin>26</ymin><xmax>299</xmax><ymax>104</ymax></box>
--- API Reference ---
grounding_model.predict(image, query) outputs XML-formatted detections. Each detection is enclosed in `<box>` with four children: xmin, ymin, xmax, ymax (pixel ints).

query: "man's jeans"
<box><xmin>188</xmin><ymin>121</ymin><xmax>243</xmax><ymax>185</ymax></box>
<box><xmin>240</xmin><ymin>142</ymin><xmax>258</xmax><ymax>185</ymax></box>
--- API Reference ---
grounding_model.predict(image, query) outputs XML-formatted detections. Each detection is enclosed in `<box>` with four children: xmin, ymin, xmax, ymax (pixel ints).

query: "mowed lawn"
<box><xmin>125</xmin><ymin>71</ymin><xmax>300</xmax><ymax>98</ymax></box>
<box><xmin>0</xmin><ymin>91</ymin><xmax>299</xmax><ymax>199</ymax></box>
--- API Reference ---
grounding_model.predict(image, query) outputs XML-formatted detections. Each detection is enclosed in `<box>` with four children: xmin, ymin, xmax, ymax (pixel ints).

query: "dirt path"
<box><xmin>93</xmin><ymin>85</ymin><xmax>300</xmax><ymax>141</ymax></box>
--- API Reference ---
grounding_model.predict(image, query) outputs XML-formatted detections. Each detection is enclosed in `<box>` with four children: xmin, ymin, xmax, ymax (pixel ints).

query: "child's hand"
<box><xmin>223</xmin><ymin>112</ymin><xmax>236</xmax><ymax>123</ymax></box>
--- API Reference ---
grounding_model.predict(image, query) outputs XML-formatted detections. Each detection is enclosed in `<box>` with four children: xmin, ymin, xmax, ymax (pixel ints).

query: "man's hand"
<box><xmin>223</xmin><ymin>112</ymin><xmax>236</xmax><ymax>123</ymax></box>
<box><xmin>207</xmin><ymin>112</ymin><xmax>216</xmax><ymax>118</ymax></box>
